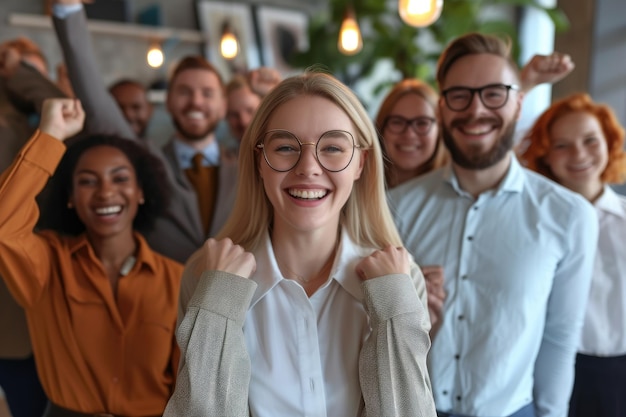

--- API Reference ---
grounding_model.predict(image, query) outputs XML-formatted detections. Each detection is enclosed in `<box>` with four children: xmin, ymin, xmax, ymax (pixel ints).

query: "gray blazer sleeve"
<box><xmin>4</xmin><ymin>62</ymin><xmax>67</xmax><ymax>114</ymax></box>
<box><xmin>164</xmin><ymin>270</ymin><xmax>256</xmax><ymax>417</ymax></box>
<box><xmin>52</xmin><ymin>9</ymin><xmax>136</xmax><ymax>139</ymax></box>
<box><xmin>359</xmin><ymin>273</ymin><xmax>437</xmax><ymax>417</ymax></box>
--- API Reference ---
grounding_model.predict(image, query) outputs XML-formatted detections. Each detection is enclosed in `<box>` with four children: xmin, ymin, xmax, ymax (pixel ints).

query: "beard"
<box><xmin>442</xmin><ymin>116</ymin><xmax>516</xmax><ymax>170</ymax></box>
<box><xmin>171</xmin><ymin>114</ymin><xmax>220</xmax><ymax>142</ymax></box>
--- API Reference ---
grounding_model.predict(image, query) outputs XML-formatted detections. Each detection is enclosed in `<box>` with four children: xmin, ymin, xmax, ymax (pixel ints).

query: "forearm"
<box><xmin>164</xmin><ymin>271</ymin><xmax>256</xmax><ymax>417</ymax></box>
<box><xmin>0</xmin><ymin>131</ymin><xmax>63</xmax><ymax>306</ymax></box>
<box><xmin>533</xmin><ymin>200</ymin><xmax>597</xmax><ymax>417</ymax></box>
<box><xmin>5</xmin><ymin>62</ymin><xmax>67</xmax><ymax>113</ymax></box>
<box><xmin>359</xmin><ymin>274</ymin><xmax>437</xmax><ymax>417</ymax></box>
<box><xmin>52</xmin><ymin>7</ymin><xmax>136</xmax><ymax>138</ymax></box>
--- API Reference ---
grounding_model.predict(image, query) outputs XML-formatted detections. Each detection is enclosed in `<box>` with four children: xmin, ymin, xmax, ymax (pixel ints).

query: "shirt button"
<box><xmin>454</xmin><ymin>354</ymin><xmax>460</xmax><ymax>360</ymax></box>
<box><xmin>458</xmin><ymin>315</ymin><xmax>464</xmax><ymax>320</ymax></box>
<box><xmin>461</xmin><ymin>275</ymin><xmax>468</xmax><ymax>280</ymax></box>
<box><xmin>473</xmin><ymin>206</ymin><xmax>479</xmax><ymax>211</ymax></box>
<box><xmin>467</xmin><ymin>236</ymin><xmax>473</xmax><ymax>241</ymax></box>
<box><xmin>442</xmin><ymin>390</ymin><xmax>448</xmax><ymax>395</ymax></box>
<box><xmin>456</xmin><ymin>395</ymin><xmax>462</xmax><ymax>401</ymax></box>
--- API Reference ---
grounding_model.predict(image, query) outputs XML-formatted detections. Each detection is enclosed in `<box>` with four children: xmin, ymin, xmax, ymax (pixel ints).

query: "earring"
<box><xmin>139</xmin><ymin>198</ymin><xmax>145</xmax><ymax>205</ymax></box>
<box><xmin>67</xmin><ymin>202</ymin><xmax>73</xmax><ymax>209</ymax></box>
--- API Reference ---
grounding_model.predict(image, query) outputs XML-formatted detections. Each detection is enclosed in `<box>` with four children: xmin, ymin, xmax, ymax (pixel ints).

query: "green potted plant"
<box><xmin>290</xmin><ymin>0</ymin><xmax>569</xmax><ymax>93</ymax></box>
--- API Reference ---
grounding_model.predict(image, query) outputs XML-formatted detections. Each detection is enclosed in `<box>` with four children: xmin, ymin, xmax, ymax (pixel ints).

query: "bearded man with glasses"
<box><xmin>389</xmin><ymin>33</ymin><xmax>598</xmax><ymax>417</ymax></box>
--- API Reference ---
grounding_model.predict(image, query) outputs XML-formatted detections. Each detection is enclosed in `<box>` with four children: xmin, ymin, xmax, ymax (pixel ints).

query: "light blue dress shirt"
<box><xmin>173</xmin><ymin>138</ymin><xmax>220</xmax><ymax>169</ymax></box>
<box><xmin>388</xmin><ymin>155</ymin><xmax>598</xmax><ymax>417</ymax></box>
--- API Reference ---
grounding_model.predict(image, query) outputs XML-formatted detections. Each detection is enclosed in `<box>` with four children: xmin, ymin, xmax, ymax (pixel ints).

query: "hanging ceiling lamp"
<box><xmin>220</xmin><ymin>21</ymin><xmax>239</xmax><ymax>60</ymax></box>
<box><xmin>398</xmin><ymin>0</ymin><xmax>444</xmax><ymax>28</ymax></box>
<box><xmin>338</xmin><ymin>5</ymin><xmax>363</xmax><ymax>55</ymax></box>
<box><xmin>146</xmin><ymin>42</ymin><xmax>164</xmax><ymax>68</ymax></box>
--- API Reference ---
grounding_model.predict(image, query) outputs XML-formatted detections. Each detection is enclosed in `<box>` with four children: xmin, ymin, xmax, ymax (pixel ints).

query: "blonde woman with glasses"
<box><xmin>164</xmin><ymin>72</ymin><xmax>437</xmax><ymax>417</ymax></box>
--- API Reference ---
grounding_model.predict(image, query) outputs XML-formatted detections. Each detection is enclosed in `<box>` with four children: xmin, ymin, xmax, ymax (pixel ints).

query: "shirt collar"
<box><xmin>595</xmin><ymin>185</ymin><xmax>626</xmax><ymax>218</ymax></box>
<box><xmin>67</xmin><ymin>232</ymin><xmax>158</xmax><ymax>274</ymax></box>
<box><xmin>249</xmin><ymin>228</ymin><xmax>365</xmax><ymax>307</ymax></box>
<box><xmin>172</xmin><ymin>138</ymin><xmax>220</xmax><ymax>170</ymax></box>
<box><xmin>443</xmin><ymin>152</ymin><xmax>525</xmax><ymax>197</ymax></box>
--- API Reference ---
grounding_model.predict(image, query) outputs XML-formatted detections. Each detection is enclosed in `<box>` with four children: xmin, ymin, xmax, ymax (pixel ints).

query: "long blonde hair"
<box><xmin>217</xmin><ymin>71</ymin><xmax>402</xmax><ymax>250</ymax></box>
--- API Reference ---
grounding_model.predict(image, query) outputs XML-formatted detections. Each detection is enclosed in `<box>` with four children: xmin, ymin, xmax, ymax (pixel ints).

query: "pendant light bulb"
<box><xmin>220</xmin><ymin>22</ymin><xmax>239</xmax><ymax>60</ymax></box>
<box><xmin>398</xmin><ymin>0</ymin><xmax>444</xmax><ymax>28</ymax></box>
<box><xmin>338</xmin><ymin>6</ymin><xmax>363</xmax><ymax>56</ymax></box>
<box><xmin>146</xmin><ymin>44</ymin><xmax>164</xmax><ymax>68</ymax></box>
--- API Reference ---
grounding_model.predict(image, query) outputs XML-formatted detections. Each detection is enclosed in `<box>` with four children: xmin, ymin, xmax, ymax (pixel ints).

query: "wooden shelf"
<box><xmin>8</xmin><ymin>12</ymin><xmax>206</xmax><ymax>44</ymax></box>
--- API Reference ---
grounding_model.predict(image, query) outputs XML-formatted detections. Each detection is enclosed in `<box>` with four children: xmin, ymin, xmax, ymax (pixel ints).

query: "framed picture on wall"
<box><xmin>195</xmin><ymin>1</ymin><xmax>261</xmax><ymax>79</ymax></box>
<box><xmin>254</xmin><ymin>5</ymin><xmax>309</xmax><ymax>76</ymax></box>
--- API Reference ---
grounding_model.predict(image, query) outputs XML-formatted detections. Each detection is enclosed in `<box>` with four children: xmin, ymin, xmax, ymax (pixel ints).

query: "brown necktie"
<box><xmin>184</xmin><ymin>153</ymin><xmax>218</xmax><ymax>235</ymax></box>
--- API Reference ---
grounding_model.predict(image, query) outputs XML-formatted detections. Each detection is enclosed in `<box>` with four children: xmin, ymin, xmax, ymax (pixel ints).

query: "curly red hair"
<box><xmin>520</xmin><ymin>92</ymin><xmax>626</xmax><ymax>184</ymax></box>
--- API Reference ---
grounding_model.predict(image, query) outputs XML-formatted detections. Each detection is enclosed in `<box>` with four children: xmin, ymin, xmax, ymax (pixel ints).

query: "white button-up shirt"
<box><xmin>389</xmin><ymin>155</ymin><xmax>598</xmax><ymax>417</ymax></box>
<box><xmin>579</xmin><ymin>185</ymin><xmax>626</xmax><ymax>356</ymax></box>
<box><xmin>245</xmin><ymin>230</ymin><xmax>372</xmax><ymax>417</ymax></box>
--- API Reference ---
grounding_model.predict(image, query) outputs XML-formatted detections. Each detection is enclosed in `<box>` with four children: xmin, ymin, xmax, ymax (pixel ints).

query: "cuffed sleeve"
<box><xmin>359</xmin><ymin>274</ymin><xmax>437</xmax><ymax>417</ymax></box>
<box><xmin>164</xmin><ymin>271</ymin><xmax>257</xmax><ymax>417</ymax></box>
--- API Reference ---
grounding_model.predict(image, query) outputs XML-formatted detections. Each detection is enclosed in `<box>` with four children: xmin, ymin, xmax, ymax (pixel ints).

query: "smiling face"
<box><xmin>69</xmin><ymin>145</ymin><xmax>144</xmax><ymax>242</ymax></box>
<box><xmin>110</xmin><ymin>83</ymin><xmax>153</xmax><ymax>138</ymax></box>
<box><xmin>258</xmin><ymin>95</ymin><xmax>365</xmax><ymax>238</ymax></box>
<box><xmin>227</xmin><ymin>85</ymin><xmax>262</xmax><ymax>142</ymax></box>
<box><xmin>545</xmin><ymin>111</ymin><xmax>608</xmax><ymax>199</ymax></box>
<box><xmin>439</xmin><ymin>53</ymin><xmax>522</xmax><ymax>170</ymax></box>
<box><xmin>382</xmin><ymin>93</ymin><xmax>438</xmax><ymax>180</ymax></box>
<box><xmin>166</xmin><ymin>68</ymin><xmax>226</xmax><ymax>143</ymax></box>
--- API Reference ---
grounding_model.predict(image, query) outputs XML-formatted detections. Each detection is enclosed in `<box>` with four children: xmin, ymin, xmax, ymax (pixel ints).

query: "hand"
<box><xmin>356</xmin><ymin>245</ymin><xmax>410</xmax><ymax>281</ymax></box>
<box><xmin>248</xmin><ymin>67</ymin><xmax>281</xmax><ymax>98</ymax></box>
<box><xmin>0</xmin><ymin>46</ymin><xmax>21</xmax><ymax>78</ymax></box>
<box><xmin>421</xmin><ymin>265</ymin><xmax>446</xmax><ymax>331</ymax></box>
<box><xmin>189</xmin><ymin>238</ymin><xmax>256</xmax><ymax>279</ymax></box>
<box><xmin>39</xmin><ymin>98</ymin><xmax>85</xmax><ymax>141</ymax></box>
<box><xmin>520</xmin><ymin>52</ymin><xmax>575</xmax><ymax>92</ymax></box>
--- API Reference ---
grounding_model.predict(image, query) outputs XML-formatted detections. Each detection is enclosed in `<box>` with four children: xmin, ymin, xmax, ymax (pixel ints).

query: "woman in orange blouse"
<box><xmin>0</xmin><ymin>98</ymin><xmax>183</xmax><ymax>417</ymax></box>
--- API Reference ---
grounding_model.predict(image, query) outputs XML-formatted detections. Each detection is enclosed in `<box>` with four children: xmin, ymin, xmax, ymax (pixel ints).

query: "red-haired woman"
<box><xmin>520</xmin><ymin>92</ymin><xmax>626</xmax><ymax>417</ymax></box>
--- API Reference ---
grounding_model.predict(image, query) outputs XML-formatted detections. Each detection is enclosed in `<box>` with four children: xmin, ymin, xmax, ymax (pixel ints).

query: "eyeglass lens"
<box><xmin>261</xmin><ymin>130</ymin><xmax>356</xmax><ymax>172</ymax></box>
<box><xmin>444</xmin><ymin>84</ymin><xmax>513</xmax><ymax>111</ymax></box>
<box><xmin>386</xmin><ymin>116</ymin><xmax>434</xmax><ymax>135</ymax></box>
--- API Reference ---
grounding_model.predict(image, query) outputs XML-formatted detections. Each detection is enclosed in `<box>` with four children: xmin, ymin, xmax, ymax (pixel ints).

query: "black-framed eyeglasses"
<box><xmin>384</xmin><ymin>115</ymin><xmax>436</xmax><ymax>135</ymax></box>
<box><xmin>441</xmin><ymin>83</ymin><xmax>519</xmax><ymax>112</ymax></box>
<box><xmin>256</xmin><ymin>129</ymin><xmax>363</xmax><ymax>172</ymax></box>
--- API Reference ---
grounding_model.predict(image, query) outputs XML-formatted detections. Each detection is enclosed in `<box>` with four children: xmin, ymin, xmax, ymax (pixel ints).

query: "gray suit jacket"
<box><xmin>53</xmin><ymin>9</ymin><xmax>238</xmax><ymax>263</ymax></box>
<box><xmin>0</xmin><ymin>62</ymin><xmax>66</xmax><ymax>358</ymax></box>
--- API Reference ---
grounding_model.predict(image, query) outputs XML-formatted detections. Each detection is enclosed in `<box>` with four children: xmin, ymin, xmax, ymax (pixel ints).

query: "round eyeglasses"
<box><xmin>441</xmin><ymin>83</ymin><xmax>519</xmax><ymax>112</ymax></box>
<box><xmin>384</xmin><ymin>115</ymin><xmax>436</xmax><ymax>135</ymax></box>
<box><xmin>256</xmin><ymin>129</ymin><xmax>362</xmax><ymax>172</ymax></box>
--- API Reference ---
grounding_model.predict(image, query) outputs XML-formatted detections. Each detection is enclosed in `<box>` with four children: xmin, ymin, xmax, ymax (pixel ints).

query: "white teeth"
<box><xmin>95</xmin><ymin>205</ymin><xmax>122</xmax><ymax>215</ymax></box>
<box><xmin>463</xmin><ymin>127</ymin><xmax>491</xmax><ymax>135</ymax></box>
<box><xmin>186</xmin><ymin>111</ymin><xmax>205</xmax><ymax>120</ymax></box>
<box><xmin>289</xmin><ymin>189</ymin><xmax>327</xmax><ymax>199</ymax></box>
